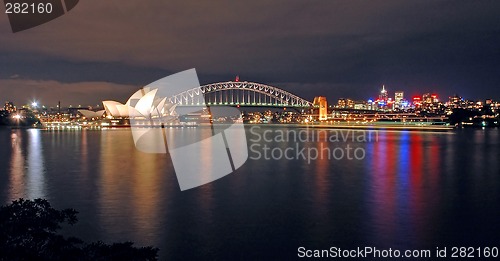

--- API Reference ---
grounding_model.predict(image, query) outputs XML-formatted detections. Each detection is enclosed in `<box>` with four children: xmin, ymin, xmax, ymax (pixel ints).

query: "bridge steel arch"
<box><xmin>167</xmin><ymin>81</ymin><xmax>313</xmax><ymax>107</ymax></box>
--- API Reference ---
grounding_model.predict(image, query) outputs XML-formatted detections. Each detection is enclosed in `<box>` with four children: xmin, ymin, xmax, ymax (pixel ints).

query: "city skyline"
<box><xmin>0</xmin><ymin>81</ymin><xmax>496</xmax><ymax>110</ymax></box>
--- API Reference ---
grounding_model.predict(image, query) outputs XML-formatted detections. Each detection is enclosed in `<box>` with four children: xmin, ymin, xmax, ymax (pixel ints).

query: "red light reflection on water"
<box><xmin>367</xmin><ymin>131</ymin><xmax>443</xmax><ymax>247</ymax></box>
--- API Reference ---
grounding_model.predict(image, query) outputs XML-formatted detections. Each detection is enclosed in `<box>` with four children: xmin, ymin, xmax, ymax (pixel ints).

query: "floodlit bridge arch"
<box><xmin>167</xmin><ymin>81</ymin><xmax>313</xmax><ymax>107</ymax></box>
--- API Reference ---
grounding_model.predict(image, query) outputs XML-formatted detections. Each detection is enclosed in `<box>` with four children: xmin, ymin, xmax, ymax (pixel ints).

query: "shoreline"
<box><xmin>295</xmin><ymin>123</ymin><xmax>455</xmax><ymax>132</ymax></box>
<box><xmin>4</xmin><ymin>122</ymin><xmax>493</xmax><ymax>132</ymax></box>
<box><xmin>239</xmin><ymin>123</ymin><xmax>456</xmax><ymax>132</ymax></box>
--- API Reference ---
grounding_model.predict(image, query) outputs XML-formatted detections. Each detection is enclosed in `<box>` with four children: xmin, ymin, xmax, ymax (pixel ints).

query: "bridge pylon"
<box><xmin>313</xmin><ymin>96</ymin><xmax>328</xmax><ymax>121</ymax></box>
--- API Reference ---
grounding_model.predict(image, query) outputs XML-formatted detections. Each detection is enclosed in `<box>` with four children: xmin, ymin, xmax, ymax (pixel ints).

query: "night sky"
<box><xmin>1</xmin><ymin>0</ymin><xmax>500</xmax><ymax>107</ymax></box>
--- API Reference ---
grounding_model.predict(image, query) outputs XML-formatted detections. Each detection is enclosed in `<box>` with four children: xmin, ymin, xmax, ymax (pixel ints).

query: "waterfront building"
<box><xmin>4</xmin><ymin>101</ymin><xmax>16</xmax><ymax>113</ymax></box>
<box><xmin>100</xmin><ymin>88</ymin><xmax>178</xmax><ymax>119</ymax></box>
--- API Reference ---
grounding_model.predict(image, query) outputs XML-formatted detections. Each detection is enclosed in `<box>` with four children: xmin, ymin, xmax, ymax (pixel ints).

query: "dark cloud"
<box><xmin>0</xmin><ymin>79</ymin><xmax>137</xmax><ymax>106</ymax></box>
<box><xmin>1</xmin><ymin>0</ymin><xmax>499</xmax><ymax>105</ymax></box>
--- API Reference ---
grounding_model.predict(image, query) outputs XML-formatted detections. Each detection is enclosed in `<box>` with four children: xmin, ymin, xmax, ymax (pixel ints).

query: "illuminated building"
<box><xmin>337</xmin><ymin>98</ymin><xmax>354</xmax><ymax>109</ymax></box>
<box><xmin>78</xmin><ymin>109</ymin><xmax>106</xmax><ymax>120</ymax></box>
<box><xmin>367</xmin><ymin>99</ymin><xmax>377</xmax><ymax>110</ymax></box>
<box><xmin>448</xmin><ymin>95</ymin><xmax>463</xmax><ymax>108</ymax></box>
<box><xmin>432</xmin><ymin>94</ymin><xmax>439</xmax><ymax>103</ymax></box>
<box><xmin>413</xmin><ymin>96</ymin><xmax>422</xmax><ymax>108</ymax></box>
<box><xmin>376</xmin><ymin>85</ymin><xmax>389</xmax><ymax>111</ymax></box>
<box><xmin>379</xmin><ymin>85</ymin><xmax>388</xmax><ymax>102</ymax></box>
<box><xmin>337</xmin><ymin>98</ymin><xmax>346</xmax><ymax>108</ymax></box>
<box><xmin>422</xmin><ymin>93</ymin><xmax>432</xmax><ymax>104</ymax></box>
<box><xmin>4</xmin><ymin>101</ymin><xmax>16</xmax><ymax>113</ymax></box>
<box><xmin>395</xmin><ymin>91</ymin><xmax>404</xmax><ymax>103</ymax></box>
<box><xmin>417</xmin><ymin>93</ymin><xmax>441</xmax><ymax>113</ymax></box>
<box><xmin>100</xmin><ymin>88</ymin><xmax>178</xmax><ymax>119</ymax></box>
<box><xmin>393</xmin><ymin>92</ymin><xmax>409</xmax><ymax>110</ymax></box>
<box><xmin>354</xmin><ymin>100</ymin><xmax>368</xmax><ymax>110</ymax></box>
<box><xmin>102</xmin><ymin>100</ymin><xmax>130</xmax><ymax>118</ymax></box>
<box><xmin>422</xmin><ymin>93</ymin><xmax>438</xmax><ymax>104</ymax></box>
<box><xmin>313</xmin><ymin>96</ymin><xmax>328</xmax><ymax>121</ymax></box>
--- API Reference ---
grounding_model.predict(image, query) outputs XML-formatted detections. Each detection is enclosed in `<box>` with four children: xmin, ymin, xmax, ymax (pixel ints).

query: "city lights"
<box><xmin>1</xmin><ymin>82</ymin><xmax>499</xmax><ymax>129</ymax></box>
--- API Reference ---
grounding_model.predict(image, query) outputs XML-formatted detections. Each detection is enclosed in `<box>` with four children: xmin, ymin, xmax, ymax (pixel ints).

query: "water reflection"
<box><xmin>9</xmin><ymin>130</ymin><xmax>25</xmax><ymax>198</ymax></box>
<box><xmin>366</xmin><ymin>131</ymin><xmax>450</xmax><ymax>247</ymax></box>
<box><xmin>311</xmin><ymin>129</ymin><xmax>330</xmax><ymax>217</ymax></box>
<box><xmin>26</xmin><ymin>129</ymin><xmax>46</xmax><ymax>198</ymax></box>
<box><xmin>8</xmin><ymin>129</ymin><xmax>46</xmax><ymax>199</ymax></box>
<box><xmin>98</xmin><ymin>129</ymin><xmax>137</xmax><ymax>241</ymax></box>
<box><xmin>408</xmin><ymin>132</ymin><xmax>424</xmax><ymax>244</ymax></box>
<box><xmin>97</xmin><ymin>129</ymin><xmax>174</xmax><ymax>244</ymax></box>
<box><xmin>1</xmin><ymin>127</ymin><xmax>499</xmax><ymax>259</ymax></box>
<box><xmin>397</xmin><ymin>132</ymin><xmax>412</xmax><ymax>244</ymax></box>
<box><xmin>368</xmin><ymin>131</ymin><xmax>397</xmax><ymax>245</ymax></box>
<box><xmin>130</xmin><ymin>152</ymin><xmax>163</xmax><ymax>241</ymax></box>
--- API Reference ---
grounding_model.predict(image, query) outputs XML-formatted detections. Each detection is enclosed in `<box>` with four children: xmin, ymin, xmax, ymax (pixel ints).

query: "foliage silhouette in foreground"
<box><xmin>0</xmin><ymin>198</ymin><xmax>158</xmax><ymax>261</ymax></box>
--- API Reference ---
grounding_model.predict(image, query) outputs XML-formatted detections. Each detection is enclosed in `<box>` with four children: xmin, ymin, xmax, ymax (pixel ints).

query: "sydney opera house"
<box><xmin>78</xmin><ymin>87</ymin><xmax>179</xmax><ymax>126</ymax></box>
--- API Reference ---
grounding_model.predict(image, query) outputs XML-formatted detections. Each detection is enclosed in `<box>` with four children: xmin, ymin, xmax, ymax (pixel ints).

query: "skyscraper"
<box><xmin>394</xmin><ymin>91</ymin><xmax>404</xmax><ymax>109</ymax></box>
<box><xmin>379</xmin><ymin>85</ymin><xmax>388</xmax><ymax>102</ymax></box>
<box><xmin>395</xmin><ymin>91</ymin><xmax>404</xmax><ymax>103</ymax></box>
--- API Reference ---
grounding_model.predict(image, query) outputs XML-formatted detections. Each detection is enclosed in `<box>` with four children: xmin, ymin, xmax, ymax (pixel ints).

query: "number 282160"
<box><xmin>5</xmin><ymin>2</ymin><xmax>53</xmax><ymax>14</ymax></box>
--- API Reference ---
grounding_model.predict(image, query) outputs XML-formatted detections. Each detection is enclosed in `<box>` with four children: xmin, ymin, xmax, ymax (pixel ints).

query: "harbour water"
<box><xmin>0</xmin><ymin>126</ymin><xmax>499</xmax><ymax>259</ymax></box>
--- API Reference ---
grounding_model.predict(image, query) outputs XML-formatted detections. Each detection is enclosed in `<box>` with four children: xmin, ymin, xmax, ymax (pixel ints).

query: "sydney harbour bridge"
<box><xmin>82</xmin><ymin>80</ymin><xmax>328</xmax><ymax>123</ymax></box>
<box><xmin>167</xmin><ymin>81</ymin><xmax>316</xmax><ymax>108</ymax></box>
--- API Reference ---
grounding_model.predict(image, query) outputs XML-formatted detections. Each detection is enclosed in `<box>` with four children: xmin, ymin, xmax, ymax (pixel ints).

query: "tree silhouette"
<box><xmin>0</xmin><ymin>198</ymin><xmax>158</xmax><ymax>261</ymax></box>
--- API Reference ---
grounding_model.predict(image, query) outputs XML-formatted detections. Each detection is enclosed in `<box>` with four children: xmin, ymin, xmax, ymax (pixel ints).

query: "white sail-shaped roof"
<box><xmin>102</xmin><ymin>101</ymin><xmax>123</xmax><ymax>117</ymax></box>
<box><xmin>100</xmin><ymin>87</ymin><xmax>177</xmax><ymax>119</ymax></box>
<box><xmin>135</xmin><ymin>89</ymin><xmax>158</xmax><ymax>117</ymax></box>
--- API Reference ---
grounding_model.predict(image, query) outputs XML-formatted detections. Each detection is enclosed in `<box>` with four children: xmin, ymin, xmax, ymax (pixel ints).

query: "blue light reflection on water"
<box><xmin>0</xmin><ymin>127</ymin><xmax>499</xmax><ymax>259</ymax></box>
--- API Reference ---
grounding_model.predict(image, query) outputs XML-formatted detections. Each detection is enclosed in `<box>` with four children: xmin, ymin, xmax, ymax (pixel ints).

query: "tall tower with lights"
<box><xmin>379</xmin><ymin>85</ymin><xmax>388</xmax><ymax>102</ymax></box>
